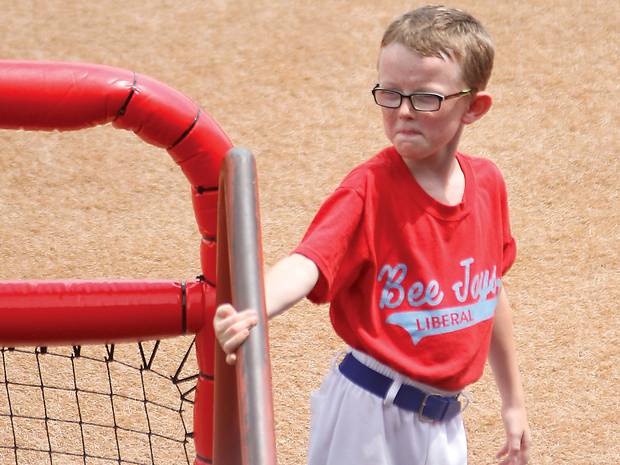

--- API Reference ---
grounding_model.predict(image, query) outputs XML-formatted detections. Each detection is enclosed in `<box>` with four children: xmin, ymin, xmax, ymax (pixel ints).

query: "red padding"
<box><xmin>185</xmin><ymin>280</ymin><xmax>215</xmax><ymax>335</ymax></box>
<box><xmin>0</xmin><ymin>61</ymin><xmax>133</xmax><ymax>130</ymax></box>
<box><xmin>169</xmin><ymin>111</ymin><xmax>231</xmax><ymax>189</ymax></box>
<box><xmin>200</xmin><ymin>238</ymin><xmax>218</xmax><ymax>285</ymax></box>
<box><xmin>0</xmin><ymin>60</ymin><xmax>233</xmax><ymax>191</ymax></box>
<box><xmin>112</xmin><ymin>72</ymin><xmax>198</xmax><ymax>149</ymax></box>
<box><xmin>0</xmin><ymin>280</ymin><xmax>206</xmax><ymax>346</ymax></box>
<box><xmin>191</xmin><ymin>188</ymin><xmax>219</xmax><ymax>237</ymax></box>
<box><xmin>194</xmin><ymin>322</ymin><xmax>216</xmax><ymax>462</ymax></box>
<box><xmin>193</xmin><ymin>376</ymin><xmax>215</xmax><ymax>463</ymax></box>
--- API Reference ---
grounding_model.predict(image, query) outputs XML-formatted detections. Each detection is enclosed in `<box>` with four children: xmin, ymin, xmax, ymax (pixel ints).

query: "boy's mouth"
<box><xmin>397</xmin><ymin>128</ymin><xmax>422</xmax><ymax>136</ymax></box>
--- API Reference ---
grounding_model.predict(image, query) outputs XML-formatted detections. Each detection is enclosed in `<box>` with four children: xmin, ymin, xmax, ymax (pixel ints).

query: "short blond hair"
<box><xmin>381</xmin><ymin>5</ymin><xmax>495</xmax><ymax>90</ymax></box>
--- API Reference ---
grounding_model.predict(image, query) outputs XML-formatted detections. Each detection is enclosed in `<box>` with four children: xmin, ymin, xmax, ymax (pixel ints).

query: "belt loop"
<box><xmin>458</xmin><ymin>390</ymin><xmax>471</xmax><ymax>413</ymax></box>
<box><xmin>383</xmin><ymin>377</ymin><xmax>402</xmax><ymax>407</ymax></box>
<box><xmin>331</xmin><ymin>350</ymin><xmax>348</xmax><ymax>372</ymax></box>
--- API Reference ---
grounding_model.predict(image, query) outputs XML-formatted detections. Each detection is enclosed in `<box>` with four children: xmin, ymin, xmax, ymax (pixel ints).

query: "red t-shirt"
<box><xmin>294</xmin><ymin>147</ymin><xmax>516</xmax><ymax>391</ymax></box>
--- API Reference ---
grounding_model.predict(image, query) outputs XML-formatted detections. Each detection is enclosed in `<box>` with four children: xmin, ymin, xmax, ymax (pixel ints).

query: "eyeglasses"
<box><xmin>372</xmin><ymin>84</ymin><xmax>474</xmax><ymax>112</ymax></box>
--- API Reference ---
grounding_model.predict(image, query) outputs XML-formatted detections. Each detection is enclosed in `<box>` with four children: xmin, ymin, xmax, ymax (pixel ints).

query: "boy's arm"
<box><xmin>213</xmin><ymin>253</ymin><xmax>319</xmax><ymax>364</ymax></box>
<box><xmin>263</xmin><ymin>253</ymin><xmax>320</xmax><ymax>318</ymax></box>
<box><xmin>489</xmin><ymin>286</ymin><xmax>531</xmax><ymax>465</ymax></box>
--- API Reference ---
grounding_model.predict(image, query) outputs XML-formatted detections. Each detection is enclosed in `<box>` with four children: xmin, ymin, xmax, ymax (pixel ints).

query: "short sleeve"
<box><xmin>294</xmin><ymin>186</ymin><xmax>365</xmax><ymax>303</ymax></box>
<box><xmin>498</xmin><ymin>175</ymin><xmax>517</xmax><ymax>275</ymax></box>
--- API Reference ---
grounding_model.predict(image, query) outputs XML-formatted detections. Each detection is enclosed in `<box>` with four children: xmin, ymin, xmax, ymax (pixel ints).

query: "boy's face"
<box><xmin>377</xmin><ymin>42</ymin><xmax>473</xmax><ymax>165</ymax></box>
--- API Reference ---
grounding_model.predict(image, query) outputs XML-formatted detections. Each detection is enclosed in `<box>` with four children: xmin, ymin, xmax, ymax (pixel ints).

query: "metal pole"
<box><xmin>214</xmin><ymin>147</ymin><xmax>277</xmax><ymax>465</ymax></box>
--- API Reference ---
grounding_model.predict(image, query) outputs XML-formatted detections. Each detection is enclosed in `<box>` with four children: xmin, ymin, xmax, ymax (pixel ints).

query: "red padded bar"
<box><xmin>0</xmin><ymin>61</ymin><xmax>232</xmax><ymax>192</ymax></box>
<box><xmin>191</xmin><ymin>188</ymin><xmax>219</xmax><ymax>237</ymax></box>
<box><xmin>112</xmin><ymin>73</ymin><xmax>198</xmax><ymax>149</ymax></box>
<box><xmin>193</xmin><ymin>377</ymin><xmax>215</xmax><ymax>464</ymax></box>
<box><xmin>200</xmin><ymin>238</ymin><xmax>217</xmax><ymax>285</ymax></box>
<box><xmin>0</xmin><ymin>61</ymin><xmax>133</xmax><ymax>130</ymax></box>
<box><xmin>0</xmin><ymin>280</ymin><xmax>203</xmax><ymax>346</ymax></box>
<box><xmin>171</xmin><ymin>112</ymin><xmax>232</xmax><ymax>188</ymax></box>
<box><xmin>168</xmin><ymin>110</ymin><xmax>231</xmax><ymax>163</ymax></box>
<box><xmin>0</xmin><ymin>60</ymin><xmax>234</xmax><ymax>464</ymax></box>
<box><xmin>194</xmin><ymin>318</ymin><xmax>216</xmax><ymax>463</ymax></box>
<box><xmin>185</xmin><ymin>280</ymin><xmax>215</xmax><ymax>334</ymax></box>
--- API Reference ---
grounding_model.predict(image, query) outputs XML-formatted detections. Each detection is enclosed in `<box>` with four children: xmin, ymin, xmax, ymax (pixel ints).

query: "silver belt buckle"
<box><xmin>418</xmin><ymin>392</ymin><xmax>465</xmax><ymax>422</ymax></box>
<box><xmin>417</xmin><ymin>392</ymin><xmax>438</xmax><ymax>422</ymax></box>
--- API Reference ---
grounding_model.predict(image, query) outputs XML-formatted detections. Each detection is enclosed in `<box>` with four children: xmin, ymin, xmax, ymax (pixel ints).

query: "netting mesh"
<box><xmin>0</xmin><ymin>338</ymin><xmax>198</xmax><ymax>465</ymax></box>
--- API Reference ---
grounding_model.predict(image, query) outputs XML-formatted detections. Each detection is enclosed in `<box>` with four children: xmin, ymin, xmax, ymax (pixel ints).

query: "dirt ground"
<box><xmin>0</xmin><ymin>1</ymin><xmax>618</xmax><ymax>464</ymax></box>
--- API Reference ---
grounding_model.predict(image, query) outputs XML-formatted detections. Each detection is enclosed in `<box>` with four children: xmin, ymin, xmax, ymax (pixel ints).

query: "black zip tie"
<box><xmin>195</xmin><ymin>185</ymin><xmax>218</xmax><ymax>194</ymax></box>
<box><xmin>195</xmin><ymin>274</ymin><xmax>216</xmax><ymax>287</ymax></box>
<box><xmin>168</xmin><ymin>109</ymin><xmax>200</xmax><ymax>150</ymax></box>
<box><xmin>115</xmin><ymin>72</ymin><xmax>137</xmax><ymax>118</ymax></box>
<box><xmin>196</xmin><ymin>453</ymin><xmax>213</xmax><ymax>464</ymax></box>
<box><xmin>72</xmin><ymin>346</ymin><xmax>82</xmax><ymax>358</ymax></box>
<box><xmin>199</xmin><ymin>372</ymin><xmax>214</xmax><ymax>381</ymax></box>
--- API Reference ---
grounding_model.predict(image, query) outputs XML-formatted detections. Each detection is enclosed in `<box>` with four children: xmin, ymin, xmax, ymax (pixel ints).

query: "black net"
<box><xmin>0</xmin><ymin>338</ymin><xmax>198</xmax><ymax>465</ymax></box>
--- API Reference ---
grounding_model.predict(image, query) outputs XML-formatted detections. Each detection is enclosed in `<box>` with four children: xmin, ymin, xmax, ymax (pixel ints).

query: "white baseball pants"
<box><xmin>307</xmin><ymin>350</ymin><xmax>468</xmax><ymax>465</ymax></box>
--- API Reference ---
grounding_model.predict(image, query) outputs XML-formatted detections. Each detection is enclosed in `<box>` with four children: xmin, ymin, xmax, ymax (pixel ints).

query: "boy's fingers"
<box><xmin>496</xmin><ymin>442</ymin><xmax>509</xmax><ymax>458</ymax></box>
<box><xmin>213</xmin><ymin>307</ymin><xmax>258</xmax><ymax>334</ymax></box>
<box><xmin>496</xmin><ymin>438</ymin><xmax>528</xmax><ymax>465</ymax></box>
<box><xmin>213</xmin><ymin>305</ymin><xmax>235</xmax><ymax>331</ymax></box>
<box><xmin>213</xmin><ymin>306</ymin><xmax>259</xmax><ymax>364</ymax></box>
<box><xmin>219</xmin><ymin>313</ymin><xmax>258</xmax><ymax>341</ymax></box>
<box><xmin>221</xmin><ymin>327</ymin><xmax>254</xmax><ymax>354</ymax></box>
<box><xmin>215</xmin><ymin>305</ymin><xmax>258</xmax><ymax>322</ymax></box>
<box><xmin>214</xmin><ymin>304</ymin><xmax>236</xmax><ymax>322</ymax></box>
<box><xmin>223</xmin><ymin>311</ymin><xmax>258</xmax><ymax>332</ymax></box>
<box><xmin>515</xmin><ymin>435</ymin><xmax>529</xmax><ymax>464</ymax></box>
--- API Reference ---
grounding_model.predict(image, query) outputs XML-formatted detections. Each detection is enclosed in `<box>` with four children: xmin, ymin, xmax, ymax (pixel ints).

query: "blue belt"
<box><xmin>338</xmin><ymin>353</ymin><xmax>462</xmax><ymax>422</ymax></box>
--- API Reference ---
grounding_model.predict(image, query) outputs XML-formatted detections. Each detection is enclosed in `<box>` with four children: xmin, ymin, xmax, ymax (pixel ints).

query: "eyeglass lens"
<box><xmin>374</xmin><ymin>89</ymin><xmax>441</xmax><ymax>111</ymax></box>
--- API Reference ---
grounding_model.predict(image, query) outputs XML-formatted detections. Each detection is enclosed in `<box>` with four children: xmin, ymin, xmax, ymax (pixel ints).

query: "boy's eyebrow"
<box><xmin>377</xmin><ymin>82</ymin><xmax>442</xmax><ymax>93</ymax></box>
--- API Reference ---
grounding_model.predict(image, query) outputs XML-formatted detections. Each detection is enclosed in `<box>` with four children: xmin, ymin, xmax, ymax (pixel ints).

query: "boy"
<box><xmin>214</xmin><ymin>5</ymin><xmax>530</xmax><ymax>465</ymax></box>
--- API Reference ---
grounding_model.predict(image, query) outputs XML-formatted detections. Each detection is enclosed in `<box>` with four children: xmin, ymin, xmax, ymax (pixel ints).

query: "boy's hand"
<box><xmin>496</xmin><ymin>406</ymin><xmax>531</xmax><ymax>465</ymax></box>
<box><xmin>213</xmin><ymin>304</ymin><xmax>259</xmax><ymax>365</ymax></box>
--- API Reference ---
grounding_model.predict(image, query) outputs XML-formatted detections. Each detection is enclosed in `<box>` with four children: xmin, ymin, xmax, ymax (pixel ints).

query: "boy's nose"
<box><xmin>398</xmin><ymin>98</ymin><xmax>416</xmax><ymax>117</ymax></box>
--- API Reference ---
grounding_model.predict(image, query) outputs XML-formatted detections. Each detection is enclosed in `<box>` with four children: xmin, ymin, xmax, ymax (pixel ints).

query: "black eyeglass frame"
<box><xmin>371</xmin><ymin>84</ymin><xmax>475</xmax><ymax>112</ymax></box>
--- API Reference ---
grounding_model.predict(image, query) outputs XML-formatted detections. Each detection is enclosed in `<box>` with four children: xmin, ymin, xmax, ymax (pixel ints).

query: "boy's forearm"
<box><xmin>264</xmin><ymin>253</ymin><xmax>319</xmax><ymax>319</ymax></box>
<box><xmin>489</xmin><ymin>287</ymin><xmax>526</xmax><ymax>409</ymax></box>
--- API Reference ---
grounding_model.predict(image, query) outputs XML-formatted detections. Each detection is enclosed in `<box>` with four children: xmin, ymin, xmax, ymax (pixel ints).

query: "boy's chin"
<box><xmin>394</xmin><ymin>143</ymin><xmax>430</xmax><ymax>162</ymax></box>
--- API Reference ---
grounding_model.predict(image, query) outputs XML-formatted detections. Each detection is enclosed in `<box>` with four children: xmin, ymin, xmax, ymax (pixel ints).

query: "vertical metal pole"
<box><xmin>212</xmin><ymin>194</ymin><xmax>242</xmax><ymax>465</ymax></box>
<box><xmin>213</xmin><ymin>147</ymin><xmax>277</xmax><ymax>465</ymax></box>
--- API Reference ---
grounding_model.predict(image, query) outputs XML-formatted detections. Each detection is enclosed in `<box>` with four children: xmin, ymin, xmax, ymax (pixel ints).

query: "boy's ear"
<box><xmin>462</xmin><ymin>91</ymin><xmax>492</xmax><ymax>125</ymax></box>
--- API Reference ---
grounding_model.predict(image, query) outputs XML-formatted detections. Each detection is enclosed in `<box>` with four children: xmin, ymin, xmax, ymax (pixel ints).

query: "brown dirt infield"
<box><xmin>0</xmin><ymin>1</ymin><xmax>618</xmax><ymax>464</ymax></box>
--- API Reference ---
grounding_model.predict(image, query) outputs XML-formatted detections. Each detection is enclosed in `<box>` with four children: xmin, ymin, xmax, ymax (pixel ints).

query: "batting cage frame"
<box><xmin>0</xmin><ymin>61</ymin><xmax>277</xmax><ymax>465</ymax></box>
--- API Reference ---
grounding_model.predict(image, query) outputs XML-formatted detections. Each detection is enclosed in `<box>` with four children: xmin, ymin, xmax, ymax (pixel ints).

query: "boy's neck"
<box><xmin>401</xmin><ymin>141</ymin><xmax>465</xmax><ymax>206</ymax></box>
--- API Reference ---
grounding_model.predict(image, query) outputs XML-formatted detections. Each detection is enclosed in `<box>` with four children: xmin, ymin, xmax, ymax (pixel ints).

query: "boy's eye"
<box><xmin>412</xmin><ymin>94</ymin><xmax>440</xmax><ymax>110</ymax></box>
<box><xmin>376</xmin><ymin>90</ymin><xmax>401</xmax><ymax>106</ymax></box>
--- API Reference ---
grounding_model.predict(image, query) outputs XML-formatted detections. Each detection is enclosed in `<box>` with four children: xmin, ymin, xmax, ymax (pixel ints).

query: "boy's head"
<box><xmin>381</xmin><ymin>5</ymin><xmax>494</xmax><ymax>91</ymax></box>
